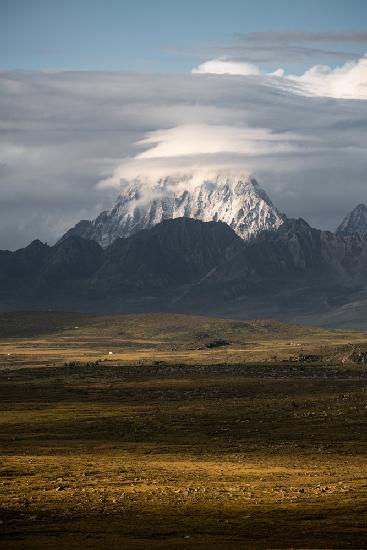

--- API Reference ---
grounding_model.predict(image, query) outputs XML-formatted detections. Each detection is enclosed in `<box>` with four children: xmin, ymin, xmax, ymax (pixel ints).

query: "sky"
<box><xmin>2</xmin><ymin>0</ymin><xmax>367</xmax><ymax>72</ymax></box>
<box><xmin>0</xmin><ymin>0</ymin><xmax>367</xmax><ymax>248</ymax></box>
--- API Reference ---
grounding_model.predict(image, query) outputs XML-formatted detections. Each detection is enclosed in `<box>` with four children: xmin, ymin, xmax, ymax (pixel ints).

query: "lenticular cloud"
<box><xmin>192</xmin><ymin>59</ymin><xmax>261</xmax><ymax>76</ymax></box>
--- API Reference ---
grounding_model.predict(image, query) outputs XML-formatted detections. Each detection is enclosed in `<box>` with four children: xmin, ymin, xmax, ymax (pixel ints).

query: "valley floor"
<box><xmin>0</xmin><ymin>313</ymin><xmax>366</xmax><ymax>549</ymax></box>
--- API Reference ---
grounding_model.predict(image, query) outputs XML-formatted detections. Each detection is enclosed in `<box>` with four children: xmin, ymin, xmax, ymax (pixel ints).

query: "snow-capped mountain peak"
<box><xmin>61</xmin><ymin>174</ymin><xmax>284</xmax><ymax>247</ymax></box>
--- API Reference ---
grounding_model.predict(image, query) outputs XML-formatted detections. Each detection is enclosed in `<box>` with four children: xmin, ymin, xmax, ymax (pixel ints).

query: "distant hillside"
<box><xmin>0</xmin><ymin>311</ymin><xmax>339</xmax><ymax>342</ymax></box>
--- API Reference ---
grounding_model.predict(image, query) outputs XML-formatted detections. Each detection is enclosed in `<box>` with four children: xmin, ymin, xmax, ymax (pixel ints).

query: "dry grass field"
<box><xmin>0</xmin><ymin>312</ymin><xmax>366</xmax><ymax>549</ymax></box>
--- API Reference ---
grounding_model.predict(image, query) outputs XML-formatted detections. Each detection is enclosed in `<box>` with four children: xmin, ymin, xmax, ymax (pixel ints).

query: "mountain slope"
<box><xmin>61</xmin><ymin>175</ymin><xmax>284</xmax><ymax>247</ymax></box>
<box><xmin>0</xmin><ymin>240</ymin><xmax>50</xmax><ymax>291</ymax></box>
<box><xmin>0</xmin><ymin>236</ymin><xmax>103</xmax><ymax>306</ymax></box>
<box><xmin>336</xmin><ymin>203</ymin><xmax>367</xmax><ymax>238</ymax></box>
<box><xmin>173</xmin><ymin>217</ymin><xmax>367</xmax><ymax>311</ymax></box>
<box><xmin>90</xmin><ymin>218</ymin><xmax>244</xmax><ymax>294</ymax></box>
<box><xmin>2</xmin><ymin>217</ymin><xmax>367</xmax><ymax>326</ymax></box>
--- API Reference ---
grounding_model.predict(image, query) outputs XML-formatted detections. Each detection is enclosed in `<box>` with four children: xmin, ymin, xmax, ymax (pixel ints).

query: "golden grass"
<box><xmin>0</xmin><ymin>312</ymin><xmax>366</xmax><ymax>548</ymax></box>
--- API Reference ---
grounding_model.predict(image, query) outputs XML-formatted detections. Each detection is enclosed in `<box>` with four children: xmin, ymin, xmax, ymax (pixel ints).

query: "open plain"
<box><xmin>0</xmin><ymin>312</ymin><xmax>366</xmax><ymax>549</ymax></box>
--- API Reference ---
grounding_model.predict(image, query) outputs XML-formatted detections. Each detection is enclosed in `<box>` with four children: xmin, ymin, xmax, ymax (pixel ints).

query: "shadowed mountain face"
<box><xmin>92</xmin><ymin>218</ymin><xmax>244</xmax><ymax>292</ymax></box>
<box><xmin>337</xmin><ymin>203</ymin><xmax>367</xmax><ymax>238</ymax></box>
<box><xmin>1</xmin><ymin>216</ymin><xmax>367</xmax><ymax>326</ymax></box>
<box><xmin>0</xmin><ymin>240</ymin><xmax>50</xmax><ymax>291</ymax></box>
<box><xmin>0</xmin><ymin>237</ymin><xmax>103</xmax><ymax>300</ymax></box>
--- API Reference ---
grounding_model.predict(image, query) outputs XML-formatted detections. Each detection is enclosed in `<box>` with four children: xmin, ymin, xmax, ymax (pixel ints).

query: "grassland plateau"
<box><xmin>0</xmin><ymin>312</ymin><xmax>366</xmax><ymax>549</ymax></box>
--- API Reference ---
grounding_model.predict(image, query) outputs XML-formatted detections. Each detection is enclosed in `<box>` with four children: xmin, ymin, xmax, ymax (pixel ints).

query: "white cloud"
<box><xmin>192</xmin><ymin>54</ymin><xmax>367</xmax><ymax>100</ymax></box>
<box><xmin>192</xmin><ymin>58</ymin><xmax>261</xmax><ymax>76</ymax></box>
<box><xmin>269</xmin><ymin>68</ymin><xmax>285</xmax><ymax>77</ymax></box>
<box><xmin>288</xmin><ymin>55</ymin><xmax>367</xmax><ymax>100</ymax></box>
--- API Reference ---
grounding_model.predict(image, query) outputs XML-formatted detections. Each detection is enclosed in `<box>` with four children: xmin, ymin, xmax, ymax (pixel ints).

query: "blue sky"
<box><xmin>1</xmin><ymin>0</ymin><xmax>367</xmax><ymax>72</ymax></box>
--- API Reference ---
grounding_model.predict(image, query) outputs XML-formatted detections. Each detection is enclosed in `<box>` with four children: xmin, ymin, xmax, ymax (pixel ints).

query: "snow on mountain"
<box><xmin>336</xmin><ymin>204</ymin><xmax>367</xmax><ymax>238</ymax></box>
<box><xmin>61</xmin><ymin>174</ymin><xmax>284</xmax><ymax>247</ymax></box>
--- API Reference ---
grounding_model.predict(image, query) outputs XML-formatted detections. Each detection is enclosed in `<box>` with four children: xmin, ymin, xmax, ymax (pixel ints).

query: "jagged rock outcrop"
<box><xmin>336</xmin><ymin>204</ymin><xmax>367</xmax><ymax>238</ymax></box>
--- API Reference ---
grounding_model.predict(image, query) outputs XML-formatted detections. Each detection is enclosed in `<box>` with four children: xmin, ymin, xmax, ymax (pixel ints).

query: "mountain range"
<box><xmin>2</xmin><ymin>173</ymin><xmax>367</xmax><ymax>328</ymax></box>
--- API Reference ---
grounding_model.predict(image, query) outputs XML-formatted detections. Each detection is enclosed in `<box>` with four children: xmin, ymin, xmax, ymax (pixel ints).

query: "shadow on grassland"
<box><xmin>1</xmin><ymin>500</ymin><xmax>366</xmax><ymax>549</ymax></box>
